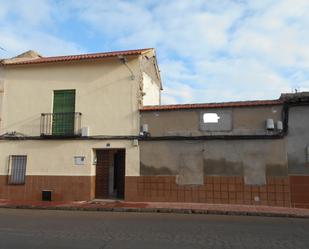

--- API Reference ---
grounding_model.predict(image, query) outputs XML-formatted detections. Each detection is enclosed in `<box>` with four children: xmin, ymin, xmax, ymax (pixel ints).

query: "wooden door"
<box><xmin>95</xmin><ymin>150</ymin><xmax>110</xmax><ymax>199</ymax></box>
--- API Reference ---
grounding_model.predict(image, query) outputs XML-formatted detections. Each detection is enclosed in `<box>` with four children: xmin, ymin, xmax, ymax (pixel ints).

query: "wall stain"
<box><xmin>288</xmin><ymin>156</ymin><xmax>304</xmax><ymax>168</ymax></box>
<box><xmin>203</xmin><ymin>159</ymin><xmax>243</xmax><ymax>176</ymax></box>
<box><xmin>140</xmin><ymin>163</ymin><xmax>175</xmax><ymax>176</ymax></box>
<box><xmin>266</xmin><ymin>164</ymin><xmax>288</xmax><ymax>176</ymax></box>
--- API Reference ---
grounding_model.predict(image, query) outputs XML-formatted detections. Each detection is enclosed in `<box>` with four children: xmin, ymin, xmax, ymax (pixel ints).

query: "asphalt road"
<box><xmin>0</xmin><ymin>208</ymin><xmax>308</xmax><ymax>249</ymax></box>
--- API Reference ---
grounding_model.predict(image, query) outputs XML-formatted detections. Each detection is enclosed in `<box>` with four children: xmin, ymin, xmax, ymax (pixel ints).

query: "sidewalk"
<box><xmin>0</xmin><ymin>199</ymin><xmax>309</xmax><ymax>218</ymax></box>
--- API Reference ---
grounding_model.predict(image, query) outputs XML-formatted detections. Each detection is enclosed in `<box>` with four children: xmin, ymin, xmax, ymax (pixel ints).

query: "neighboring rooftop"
<box><xmin>140</xmin><ymin>99</ymin><xmax>283</xmax><ymax>111</ymax></box>
<box><xmin>280</xmin><ymin>92</ymin><xmax>309</xmax><ymax>101</ymax></box>
<box><xmin>0</xmin><ymin>48</ymin><xmax>153</xmax><ymax>66</ymax></box>
<box><xmin>141</xmin><ymin>92</ymin><xmax>309</xmax><ymax>111</ymax></box>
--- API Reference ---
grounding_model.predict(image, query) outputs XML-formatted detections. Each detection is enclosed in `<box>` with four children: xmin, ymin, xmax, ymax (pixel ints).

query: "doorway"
<box><xmin>95</xmin><ymin>149</ymin><xmax>125</xmax><ymax>199</ymax></box>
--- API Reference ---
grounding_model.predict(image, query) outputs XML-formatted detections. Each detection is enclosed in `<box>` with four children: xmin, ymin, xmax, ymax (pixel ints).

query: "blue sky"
<box><xmin>0</xmin><ymin>0</ymin><xmax>308</xmax><ymax>104</ymax></box>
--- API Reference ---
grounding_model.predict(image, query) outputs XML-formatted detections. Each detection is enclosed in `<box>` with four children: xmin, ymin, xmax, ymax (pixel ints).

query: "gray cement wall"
<box><xmin>287</xmin><ymin>106</ymin><xmax>309</xmax><ymax>175</ymax></box>
<box><xmin>140</xmin><ymin>103</ymin><xmax>309</xmax><ymax>184</ymax></box>
<box><xmin>140</xmin><ymin>139</ymin><xmax>287</xmax><ymax>185</ymax></box>
<box><xmin>141</xmin><ymin>106</ymin><xmax>282</xmax><ymax>136</ymax></box>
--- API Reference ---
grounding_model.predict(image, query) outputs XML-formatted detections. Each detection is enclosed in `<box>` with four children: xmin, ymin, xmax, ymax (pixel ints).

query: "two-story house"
<box><xmin>0</xmin><ymin>48</ymin><xmax>162</xmax><ymax>201</ymax></box>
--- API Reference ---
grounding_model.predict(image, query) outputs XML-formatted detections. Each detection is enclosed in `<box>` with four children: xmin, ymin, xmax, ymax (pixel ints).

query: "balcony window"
<box><xmin>40</xmin><ymin>112</ymin><xmax>82</xmax><ymax>137</ymax></box>
<box><xmin>40</xmin><ymin>89</ymin><xmax>81</xmax><ymax>137</ymax></box>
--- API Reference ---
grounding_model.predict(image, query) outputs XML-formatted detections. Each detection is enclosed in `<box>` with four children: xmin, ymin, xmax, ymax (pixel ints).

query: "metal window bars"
<box><xmin>40</xmin><ymin>112</ymin><xmax>82</xmax><ymax>137</ymax></box>
<box><xmin>8</xmin><ymin>155</ymin><xmax>27</xmax><ymax>185</ymax></box>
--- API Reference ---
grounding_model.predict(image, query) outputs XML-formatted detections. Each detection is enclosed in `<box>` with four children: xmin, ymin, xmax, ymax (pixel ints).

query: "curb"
<box><xmin>0</xmin><ymin>205</ymin><xmax>308</xmax><ymax>219</ymax></box>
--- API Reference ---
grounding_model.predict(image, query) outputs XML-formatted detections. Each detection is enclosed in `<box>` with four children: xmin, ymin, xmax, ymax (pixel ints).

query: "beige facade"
<box><xmin>0</xmin><ymin>140</ymin><xmax>139</xmax><ymax>176</ymax></box>
<box><xmin>1</xmin><ymin>57</ymin><xmax>156</xmax><ymax>136</ymax></box>
<box><xmin>0</xmin><ymin>48</ymin><xmax>161</xmax><ymax>201</ymax></box>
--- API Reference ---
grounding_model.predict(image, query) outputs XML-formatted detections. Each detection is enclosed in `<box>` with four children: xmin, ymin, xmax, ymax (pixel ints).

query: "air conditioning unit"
<box><xmin>141</xmin><ymin>124</ymin><xmax>149</xmax><ymax>133</ymax></box>
<box><xmin>276</xmin><ymin>121</ymin><xmax>283</xmax><ymax>131</ymax></box>
<box><xmin>266</xmin><ymin>119</ymin><xmax>274</xmax><ymax>130</ymax></box>
<box><xmin>140</xmin><ymin>124</ymin><xmax>150</xmax><ymax>136</ymax></box>
<box><xmin>81</xmin><ymin>127</ymin><xmax>89</xmax><ymax>137</ymax></box>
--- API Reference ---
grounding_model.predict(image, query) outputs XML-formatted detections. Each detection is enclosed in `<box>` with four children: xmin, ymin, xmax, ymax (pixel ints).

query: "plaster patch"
<box><xmin>176</xmin><ymin>152</ymin><xmax>204</xmax><ymax>185</ymax></box>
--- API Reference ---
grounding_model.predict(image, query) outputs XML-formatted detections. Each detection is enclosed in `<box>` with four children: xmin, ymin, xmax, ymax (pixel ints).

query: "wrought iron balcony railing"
<box><xmin>40</xmin><ymin>112</ymin><xmax>82</xmax><ymax>137</ymax></box>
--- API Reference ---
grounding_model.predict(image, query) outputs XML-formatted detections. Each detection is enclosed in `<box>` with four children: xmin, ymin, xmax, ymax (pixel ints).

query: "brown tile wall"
<box><xmin>3</xmin><ymin>174</ymin><xmax>306</xmax><ymax>208</ymax></box>
<box><xmin>0</xmin><ymin>175</ymin><xmax>95</xmax><ymax>201</ymax></box>
<box><xmin>125</xmin><ymin>176</ymin><xmax>291</xmax><ymax>207</ymax></box>
<box><xmin>290</xmin><ymin>176</ymin><xmax>309</xmax><ymax>209</ymax></box>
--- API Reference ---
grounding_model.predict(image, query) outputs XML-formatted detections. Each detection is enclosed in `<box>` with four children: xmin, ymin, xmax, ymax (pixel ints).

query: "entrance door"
<box><xmin>114</xmin><ymin>150</ymin><xmax>125</xmax><ymax>199</ymax></box>
<box><xmin>95</xmin><ymin>149</ymin><xmax>125</xmax><ymax>199</ymax></box>
<box><xmin>52</xmin><ymin>90</ymin><xmax>75</xmax><ymax>136</ymax></box>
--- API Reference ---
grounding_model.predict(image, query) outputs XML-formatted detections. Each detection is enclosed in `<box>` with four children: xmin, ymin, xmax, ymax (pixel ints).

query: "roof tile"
<box><xmin>1</xmin><ymin>48</ymin><xmax>153</xmax><ymax>66</ymax></box>
<box><xmin>140</xmin><ymin>99</ymin><xmax>283</xmax><ymax>111</ymax></box>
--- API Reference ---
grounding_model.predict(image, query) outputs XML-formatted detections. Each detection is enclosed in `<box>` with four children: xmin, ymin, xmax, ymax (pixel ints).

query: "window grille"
<box><xmin>8</xmin><ymin>155</ymin><xmax>27</xmax><ymax>185</ymax></box>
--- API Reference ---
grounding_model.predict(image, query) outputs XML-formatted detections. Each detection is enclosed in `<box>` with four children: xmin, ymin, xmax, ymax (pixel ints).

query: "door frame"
<box><xmin>94</xmin><ymin>149</ymin><xmax>126</xmax><ymax>200</ymax></box>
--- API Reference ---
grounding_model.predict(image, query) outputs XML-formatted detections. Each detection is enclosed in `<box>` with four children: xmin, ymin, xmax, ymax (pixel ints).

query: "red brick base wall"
<box><xmin>0</xmin><ymin>175</ymin><xmax>95</xmax><ymax>201</ymax></box>
<box><xmin>125</xmin><ymin>176</ymin><xmax>291</xmax><ymax>207</ymax></box>
<box><xmin>290</xmin><ymin>176</ymin><xmax>309</xmax><ymax>208</ymax></box>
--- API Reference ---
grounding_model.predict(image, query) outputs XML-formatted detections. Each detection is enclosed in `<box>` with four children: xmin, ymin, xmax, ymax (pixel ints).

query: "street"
<box><xmin>0</xmin><ymin>208</ymin><xmax>308</xmax><ymax>249</ymax></box>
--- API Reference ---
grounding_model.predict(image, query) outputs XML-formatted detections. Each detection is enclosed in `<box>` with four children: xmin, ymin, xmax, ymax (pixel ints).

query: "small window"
<box><xmin>203</xmin><ymin>113</ymin><xmax>220</xmax><ymax>123</ymax></box>
<box><xmin>8</xmin><ymin>155</ymin><xmax>27</xmax><ymax>185</ymax></box>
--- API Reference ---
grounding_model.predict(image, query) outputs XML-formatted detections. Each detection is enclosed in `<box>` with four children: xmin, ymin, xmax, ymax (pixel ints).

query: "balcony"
<box><xmin>40</xmin><ymin>112</ymin><xmax>82</xmax><ymax>137</ymax></box>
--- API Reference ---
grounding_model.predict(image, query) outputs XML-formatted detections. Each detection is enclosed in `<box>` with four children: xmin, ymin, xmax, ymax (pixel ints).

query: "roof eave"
<box><xmin>140</xmin><ymin>99</ymin><xmax>283</xmax><ymax>111</ymax></box>
<box><xmin>1</xmin><ymin>48</ymin><xmax>154</xmax><ymax>67</ymax></box>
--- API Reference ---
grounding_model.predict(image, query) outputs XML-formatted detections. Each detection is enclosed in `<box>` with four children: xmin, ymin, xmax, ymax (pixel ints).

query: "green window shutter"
<box><xmin>52</xmin><ymin>90</ymin><xmax>76</xmax><ymax>135</ymax></box>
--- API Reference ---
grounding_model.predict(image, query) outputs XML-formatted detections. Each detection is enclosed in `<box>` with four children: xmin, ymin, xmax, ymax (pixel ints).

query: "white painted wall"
<box><xmin>142</xmin><ymin>72</ymin><xmax>160</xmax><ymax>106</ymax></box>
<box><xmin>0</xmin><ymin>139</ymin><xmax>140</xmax><ymax>176</ymax></box>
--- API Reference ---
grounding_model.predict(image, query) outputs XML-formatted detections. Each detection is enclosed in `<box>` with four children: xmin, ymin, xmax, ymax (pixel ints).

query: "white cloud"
<box><xmin>0</xmin><ymin>0</ymin><xmax>84</xmax><ymax>57</ymax></box>
<box><xmin>162</xmin><ymin>83</ymin><xmax>195</xmax><ymax>104</ymax></box>
<box><xmin>0</xmin><ymin>29</ymin><xmax>83</xmax><ymax>57</ymax></box>
<box><xmin>62</xmin><ymin>0</ymin><xmax>309</xmax><ymax>103</ymax></box>
<box><xmin>1</xmin><ymin>0</ymin><xmax>308</xmax><ymax>104</ymax></box>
